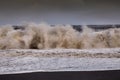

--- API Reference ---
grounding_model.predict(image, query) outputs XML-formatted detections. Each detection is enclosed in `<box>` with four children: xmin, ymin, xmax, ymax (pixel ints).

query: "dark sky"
<box><xmin>0</xmin><ymin>0</ymin><xmax>120</xmax><ymax>25</ymax></box>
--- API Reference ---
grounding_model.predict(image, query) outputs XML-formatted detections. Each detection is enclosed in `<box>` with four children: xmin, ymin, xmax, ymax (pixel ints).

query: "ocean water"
<box><xmin>0</xmin><ymin>23</ymin><xmax>120</xmax><ymax>49</ymax></box>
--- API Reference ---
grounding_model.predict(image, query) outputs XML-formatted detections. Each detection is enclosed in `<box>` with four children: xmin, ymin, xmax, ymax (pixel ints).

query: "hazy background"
<box><xmin>0</xmin><ymin>0</ymin><xmax>120</xmax><ymax>25</ymax></box>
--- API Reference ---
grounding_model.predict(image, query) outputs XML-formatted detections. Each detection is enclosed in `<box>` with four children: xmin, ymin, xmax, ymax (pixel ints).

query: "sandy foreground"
<box><xmin>0</xmin><ymin>48</ymin><xmax>120</xmax><ymax>74</ymax></box>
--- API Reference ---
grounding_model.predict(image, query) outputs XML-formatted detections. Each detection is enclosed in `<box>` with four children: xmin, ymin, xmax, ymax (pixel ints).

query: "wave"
<box><xmin>0</xmin><ymin>23</ymin><xmax>120</xmax><ymax>49</ymax></box>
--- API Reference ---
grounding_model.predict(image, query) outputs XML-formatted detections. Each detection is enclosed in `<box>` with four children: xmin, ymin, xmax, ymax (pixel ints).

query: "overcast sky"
<box><xmin>0</xmin><ymin>0</ymin><xmax>120</xmax><ymax>25</ymax></box>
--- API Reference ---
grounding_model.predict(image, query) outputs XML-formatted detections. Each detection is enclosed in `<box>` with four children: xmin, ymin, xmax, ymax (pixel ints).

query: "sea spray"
<box><xmin>0</xmin><ymin>23</ymin><xmax>120</xmax><ymax>49</ymax></box>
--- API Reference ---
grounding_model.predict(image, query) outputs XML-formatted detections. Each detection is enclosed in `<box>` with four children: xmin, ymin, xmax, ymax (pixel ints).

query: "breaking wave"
<box><xmin>0</xmin><ymin>23</ymin><xmax>120</xmax><ymax>49</ymax></box>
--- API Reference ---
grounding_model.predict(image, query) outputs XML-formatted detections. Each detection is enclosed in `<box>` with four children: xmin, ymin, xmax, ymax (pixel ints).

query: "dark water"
<box><xmin>1</xmin><ymin>70</ymin><xmax>120</xmax><ymax>80</ymax></box>
<box><xmin>0</xmin><ymin>0</ymin><xmax>120</xmax><ymax>25</ymax></box>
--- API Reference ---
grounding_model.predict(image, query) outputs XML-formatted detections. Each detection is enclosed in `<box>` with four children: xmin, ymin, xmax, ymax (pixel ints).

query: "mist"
<box><xmin>0</xmin><ymin>0</ymin><xmax>120</xmax><ymax>25</ymax></box>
